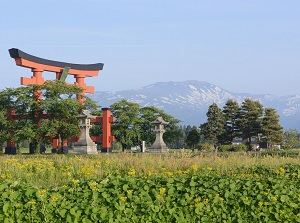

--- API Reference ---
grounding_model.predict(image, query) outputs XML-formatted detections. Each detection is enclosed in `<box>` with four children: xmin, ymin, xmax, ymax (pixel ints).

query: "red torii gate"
<box><xmin>7</xmin><ymin>48</ymin><xmax>114</xmax><ymax>153</ymax></box>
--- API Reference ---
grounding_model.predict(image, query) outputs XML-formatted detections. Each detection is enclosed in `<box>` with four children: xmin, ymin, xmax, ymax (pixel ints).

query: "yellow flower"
<box><xmin>127</xmin><ymin>190</ymin><xmax>133</xmax><ymax>195</ymax></box>
<box><xmin>191</xmin><ymin>164</ymin><xmax>199</xmax><ymax>171</ymax></box>
<box><xmin>275</xmin><ymin>167</ymin><xmax>285</xmax><ymax>175</ymax></box>
<box><xmin>271</xmin><ymin>196</ymin><xmax>277</xmax><ymax>201</ymax></box>
<box><xmin>37</xmin><ymin>189</ymin><xmax>47</xmax><ymax>198</ymax></box>
<box><xmin>207</xmin><ymin>167</ymin><xmax>213</xmax><ymax>171</ymax></box>
<box><xmin>49</xmin><ymin>196</ymin><xmax>59</xmax><ymax>202</ymax></box>
<box><xmin>127</xmin><ymin>168</ymin><xmax>136</xmax><ymax>176</ymax></box>
<box><xmin>120</xmin><ymin>196</ymin><xmax>127</xmax><ymax>202</ymax></box>
<box><xmin>159</xmin><ymin>188</ymin><xmax>166</xmax><ymax>195</ymax></box>
<box><xmin>243</xmin><ymin>197</ymin><xmax>249</xmax><ymax>202</ymax></box>
<box><xmin>164</xmin><ymin>171</ymin><xmax>174</xmax><ymax>177</ymax></box>
<box><xmin>27</xmin><ymin>200</ymin><xmax>36</xmax><ymax>205</ymax></box>
<box><xmin>88</xmin><ymin>181</ymin><xmax>98</xmax><ymax>191</ymax></box>
<box><xmin>72</xmin><ymin>179</ymin><xmax>80</xmax><ymax>184</ymax></box>
<box><xmin>258</xmin><ymin>202</ymin><xmax>263</xmax><ymax>207</ymax></box>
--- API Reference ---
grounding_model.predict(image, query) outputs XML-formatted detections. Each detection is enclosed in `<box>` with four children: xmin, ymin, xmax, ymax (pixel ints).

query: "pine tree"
<box><xmin>186</xmin><ymin>127</ymin><xmax>200</xmax><ymax>151</ymax></box>
<box><xmin>222</xmin><ymin>99</ymin><xmax>239</xmax><ymax>144</ymax></box>
<box><xmin>262</xmin><ymin>108</ymin><xmax>284</xmax><ymax>150</ymax></box>
<box><xmin>236</xmin><ymin>98</ymin><xmax>263</xmax><ymax>148</ymax></box>
<box><xmin>200</xmin><ymin>103</ymin><xmax>225</xmax><ymax>147</ymax></box>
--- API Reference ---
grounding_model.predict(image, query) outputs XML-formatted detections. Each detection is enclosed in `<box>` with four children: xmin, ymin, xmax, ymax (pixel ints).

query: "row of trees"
<box><xmin>191</xmin><ymin>99</ymin><xmax>284</xmax><ymax>150</ymax></box>
<box><xmin>1</xmin><ymin>81</ymin><xmax>299</xmax><ymax>152</ymax></box>
<box><xmin>103</xmin><ymin>99</ymin><xmax>181</xmax><ymax>151</ymax></box>
<box><xmin>0</xmin><ymin>81</ymin><xmax>183</xmax><ymax>152</ymax></box>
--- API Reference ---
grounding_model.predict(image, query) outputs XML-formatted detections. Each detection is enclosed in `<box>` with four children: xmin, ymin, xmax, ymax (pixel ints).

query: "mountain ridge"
<box><xmin>89</xmin><ymin>80</ymin><xmax>300</xmax><ymax>129</ymax></box>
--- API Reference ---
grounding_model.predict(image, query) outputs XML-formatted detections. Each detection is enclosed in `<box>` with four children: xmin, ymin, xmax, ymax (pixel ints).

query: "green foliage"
<box><xmin>222</xmin><ymin>99</ymin><xmax>240</xmax><ymax>144</ymax></box>
<box><xmin>283</xmin><ymin>145</ymin><xmax>292</xmax><ymax>150</ymax></box>
<box><xmin>232</xmin><ymin>144</ymin><xmax>247</xmax><ymax>152</ymax></box>
<box><xmin>284</xmin><ymin>129</ymin><xmax>300</xmax><ymax>149</ymax></box>
<box><xmin>200</xmin><ymin>99</ymin><xmax>286</xmax><ymax>151</ymax></box>
<box><xmin>198</xmin><ymin>143</ymin><xmax>212</xmax><ymax>151</ymax></box>
<box><xmin>200</xmin><ymin>103</ymin><xmax>226</xmax><ymax>145</ymax></box>
<box><xmin>218</xmin><ymin>145</ymin><xmax>232</xmax><ymax>152</ymax></box>
<box><xmin>0</xmin><ymin>81</ymin><xmax>85</xmax><ymax>149</ymax></box>
<box><xmin>1</xmin><ymin>163</ymin><xmax>300</xmax><ymax>222</ymax></box>
<box><xmin>262</xmin><ymin>108</ymin><xmax>284</xmax><ymax>149</ymax></box>
<box><xmin>218</xmin><ymin>144</ymin><xmax>247</xmax><ymax>152</ymax></box>
<box><xmin>111</xmin><ymin>100</ymin><xmax>181</xmax><ymax>151</ymax></box>
<box><xmin>237</xmin><ymin>98</ymin><xmax>263</xmax><ymax>144</ymax></box>
<box><xmin>186</xmin><ymin>128</ymin><xmax>200</xmax><ymax>150</ymax></box>
<box><xmin>111</xmin><ymin>99</ymin><xmax>141</xmax><ymax>151</ymax></box>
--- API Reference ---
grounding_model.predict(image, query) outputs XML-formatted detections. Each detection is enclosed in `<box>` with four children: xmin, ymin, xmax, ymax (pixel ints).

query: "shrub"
<box><xmin>198</xmin><ymin>143</ymin><xmax>212</xmax><ymax>151</ymax></box>
<box><xmin>218</xmin><ymin>145</ymin><xmax>233</xmax><ymax>152</ymax></box>
<box><xmin>232</xmin><ymin>144</ymin><xmax>248</xmax><ymax>152</ymax></box>
<box><xmin>283</xmin><ymin>145</ymin><xmax>292</xmax><ymax>150</ymax></box>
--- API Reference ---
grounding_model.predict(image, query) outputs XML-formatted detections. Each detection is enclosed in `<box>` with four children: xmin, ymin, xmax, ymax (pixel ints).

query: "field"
<box><xmin>1</xmin><ymin>151</ymin><xmax>300</xmax><ymax>222</ymax></box>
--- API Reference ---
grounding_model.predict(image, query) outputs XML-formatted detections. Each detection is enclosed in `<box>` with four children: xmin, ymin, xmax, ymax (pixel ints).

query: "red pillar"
<box><xmin>74</xmin><ymin>74</ymin><xmax>85</xmax><ymax>104</ymax></box>
<box><xmin>56</xmin><ymin>72</ymin><xmax>61</xmax><ymax>80</ymax></box>
<box><xmin>101</xmin><ymin>108</ymin><xmax>115</xmax><ymax>153</ymax></box>
<box><xmin>51</xmin><ymin>138</ymin><xmax>59</xmax><ymax>153</ymax></box>
<box><xmin>32</xmin><ymin>68</ymin><xmax>45</xmax><ymax>84</ymax></box>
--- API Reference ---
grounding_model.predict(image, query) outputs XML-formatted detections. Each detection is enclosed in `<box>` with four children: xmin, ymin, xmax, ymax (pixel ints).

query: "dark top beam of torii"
<box><xmin>8</xmin><ymin>48</ymin><xmax>104</xmax><ymax>102</ymax></box>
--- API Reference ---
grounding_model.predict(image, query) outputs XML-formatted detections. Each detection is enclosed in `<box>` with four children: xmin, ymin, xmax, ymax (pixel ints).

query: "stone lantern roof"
<box><xmin>76</xmin><ymin>110</ymin><xmax>96</xmax><ymax>119</ymax></box>
<box><xmin>150</xmin><ymin>116</ymin><xmax>169</xmax><ymax>125</ymax></box>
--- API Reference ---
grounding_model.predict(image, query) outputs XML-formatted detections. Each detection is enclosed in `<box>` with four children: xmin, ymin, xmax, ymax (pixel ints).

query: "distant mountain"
<box><xmin>89</xmin><ymin>80</ymin><xmax>300</xmax><ymax>129</ymax></box>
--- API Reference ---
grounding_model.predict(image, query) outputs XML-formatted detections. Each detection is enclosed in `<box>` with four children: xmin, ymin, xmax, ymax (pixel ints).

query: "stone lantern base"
<box><xmin>73</xmin><ymin>144</ymin><xmax>98</xmax><ymax>154</ymax></box>
<box><xmin>148</xmin><ymin>146</ymin><xmax>169</xmax><ymax>153</ymax></box>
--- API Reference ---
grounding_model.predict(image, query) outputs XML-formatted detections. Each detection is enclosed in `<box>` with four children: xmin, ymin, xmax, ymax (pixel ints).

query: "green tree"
<box><xmin>39</xmin><ymin>80</ymin><xmax>84</xmax><ymax>149</ymax></box>
<box><xmin>139</xmin><ymin>106</ymin><xmax>181</xmax><ymax>148</ymax></box>
<box><xmin>237</xmin><ymin>98</ymin><xmax>263</xmax><ymax>149</ymax></box>
<box><xmin>200</xmin><ymin>103</ymin><xmax>226</xmax><ymax>148</ymax></box>
<box><xmin>0</xmin><ymin>86</ymin><xmax>38</xmax><ymax>152</ymax></box>
<box><xmin>186</xmin><ymin>127</ymin><xmax>200</xmax><ymax>151</ymax></box>
<box><xmin>222</xmin><ymin>99</ymin><xmax>239</xmax><ymax>144</ymax></box>
<box><xmin>0</xmin><ymin>81</ymin><xmax>85</xmax><ymax>153</ymax></box>
<box><xmin>284</xmin><ymin>129</ymin><xmax>300</xmax><ymax>149</ymax></box>
<box><xmin>111</xmin><ymin>99</ymin><xmax>141</xmax><ymax>152</ymax></box>
<box><xmin>164</xmin><ymin>122</ymin><xmax>183</xmax><ymax>148</ymax></box>
<box><xmin>175</xmin><ymin>125</ymin><xmax>186</xmax><ymax>149</ymax></box>
<box><xmin>139</xmin><ymin>106</ymin><xmax>160</xmax><ymax>147</ymax></box>
<box><xmin>261</xmin><ymin>108</ymin><xmax>284</xmax><ymax>150</ymax></box>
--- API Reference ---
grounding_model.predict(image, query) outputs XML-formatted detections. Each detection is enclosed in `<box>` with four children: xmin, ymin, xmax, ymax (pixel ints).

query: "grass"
<box><xmin>1</xmin><ymin>150</ymin><xmax>300</xmax><ymax>188</ymax></box>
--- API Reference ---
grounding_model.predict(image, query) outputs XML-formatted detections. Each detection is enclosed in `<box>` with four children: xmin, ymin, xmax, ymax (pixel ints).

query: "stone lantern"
<box><xmin>73</xmin><ymin>110</ymin><xmax>98</xmax><ymax>154</ymax></box>
<box><xmin>148</xmin><ymin>116</ymin><xmax>169</xmax><ymax>153</ymax></box>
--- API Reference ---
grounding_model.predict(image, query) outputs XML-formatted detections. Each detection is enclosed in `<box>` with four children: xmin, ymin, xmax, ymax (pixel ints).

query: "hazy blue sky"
<box><xmin>0</xmin><ymin>0</ymin><xmax>299</xmax><ymax>95</ymax></box>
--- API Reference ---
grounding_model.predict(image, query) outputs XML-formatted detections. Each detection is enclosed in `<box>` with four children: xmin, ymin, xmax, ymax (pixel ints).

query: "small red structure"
<box><xmin>6</xmin><ymin>48</ymin><xmax>114</xmax><ymax>153</ymax></box>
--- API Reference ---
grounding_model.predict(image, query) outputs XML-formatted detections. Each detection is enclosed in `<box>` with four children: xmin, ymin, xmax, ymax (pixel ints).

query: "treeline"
<box><xmin>1</xmin><ymin>81</ymin><xmax>299</xmax><ymax>152</ymax></box>
<box><xmin>108</xmin><ymin>98</ymin><xmax>287</xmax><ymax>151</ymax></box>
<box><xmin>198</xmin><ymin>98</ymin><xmax>284</xmax><ymax>150</ymax></box>
<box><xmin>185</xmin><ymin>99</ymin><xmax>300</xmax><ymax>151</ymax></box>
